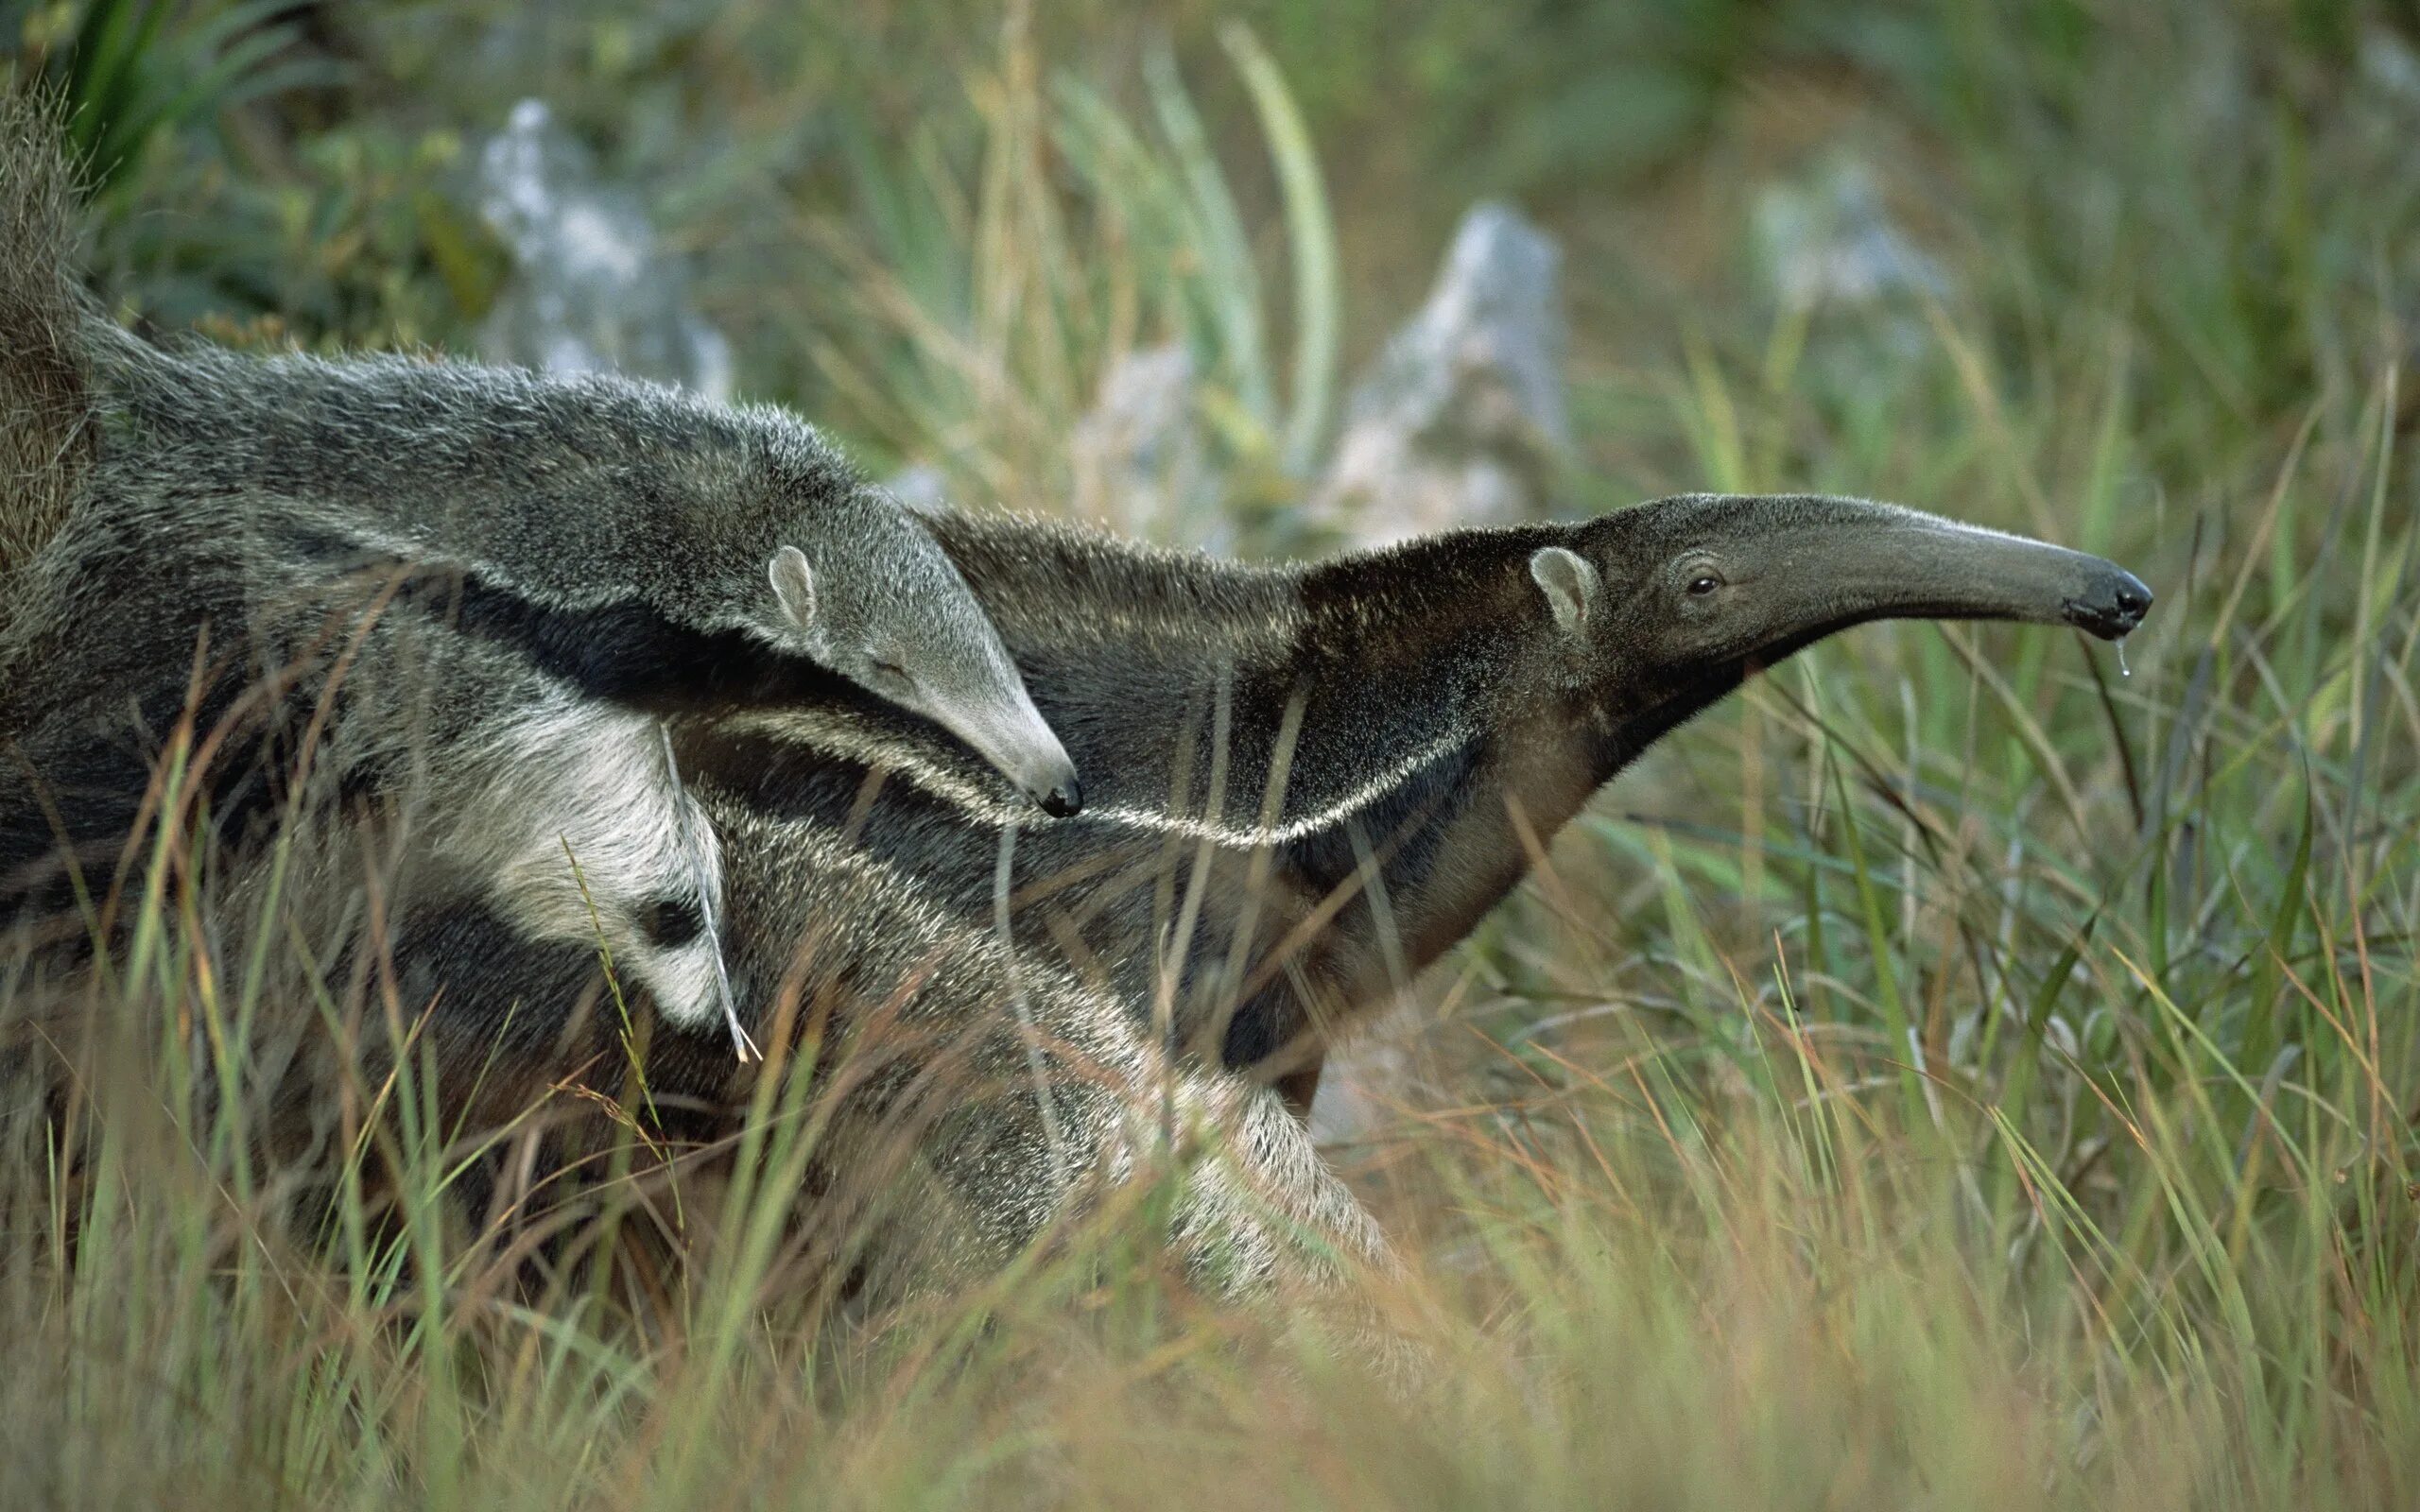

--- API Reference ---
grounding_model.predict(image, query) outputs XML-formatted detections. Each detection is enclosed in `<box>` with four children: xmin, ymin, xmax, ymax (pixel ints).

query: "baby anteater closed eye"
<box><xmin>761</xmin><ymin>537</ymin><xmax>1081</xmax><ymax>817</ymax></box>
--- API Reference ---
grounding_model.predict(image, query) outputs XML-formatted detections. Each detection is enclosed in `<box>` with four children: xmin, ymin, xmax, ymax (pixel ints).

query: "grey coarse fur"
<box><xmin>70</xmin><ymin>308</ymin><xmax>1081</xmax><ymax>811</ymax></box>
<box><xmin>0</xmin><ymin>90</ymin><xmax>1072</xmax><ymax>1046</ymax></box>
<box><xmin>702</xmin><ymin>796</ymin><xmax>1394</xmax><ymax>1313</ymax></box>
<box><xmin>0</xmin><ymin>433</ymin><xmax>742</xmax><ymax>1039</ymax></box>
<box><xmin>0</xmin><ymin>86</ymin><xmax>95</xmax><ymax>616</ymax></box>
<box><xmin>0</xmin><ymin>87</ymin><xmax>2151</xmax><ymax>1319</ymax></box>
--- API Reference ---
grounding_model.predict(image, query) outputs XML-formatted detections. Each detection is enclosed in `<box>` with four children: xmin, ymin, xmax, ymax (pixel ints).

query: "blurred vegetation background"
<box><xmin>8</xmin><ymin>0</ymin><xmax>2420</xmax><ymax>1505</ymax></box>
<box><xmin>21</xmin><ymin>0</ymin><xmax>2416</xmax><ymax>496</ymax></box>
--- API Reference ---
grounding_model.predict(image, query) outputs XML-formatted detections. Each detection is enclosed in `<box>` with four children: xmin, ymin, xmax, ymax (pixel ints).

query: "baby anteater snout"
<box><xmin>1038</xmin><ymin>775</ymin><xmax>1083</xmax><ymax>818</ymax></box>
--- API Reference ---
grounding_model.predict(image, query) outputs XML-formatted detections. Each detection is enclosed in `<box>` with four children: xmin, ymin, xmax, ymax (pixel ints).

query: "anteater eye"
<box><xmin>1686</xmin><ymin>575</ymin><xmax>1721</xmax><ymax>597</ymax></box>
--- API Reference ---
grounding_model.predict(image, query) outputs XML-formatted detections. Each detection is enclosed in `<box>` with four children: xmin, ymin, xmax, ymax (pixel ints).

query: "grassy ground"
<box><xmin>5</xmin><ymin>0</ymin><xmax>2420</xmax><ymax>1505</ymax></box>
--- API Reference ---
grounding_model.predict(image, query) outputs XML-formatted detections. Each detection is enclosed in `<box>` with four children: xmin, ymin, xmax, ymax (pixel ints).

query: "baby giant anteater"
<box><xmin>0</xmin><ymin>91</ymin><xmax>1078</xmax><ymax>1046</ymax></box>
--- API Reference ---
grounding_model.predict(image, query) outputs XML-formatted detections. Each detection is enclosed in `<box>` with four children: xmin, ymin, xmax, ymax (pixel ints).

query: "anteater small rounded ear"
<box><xmin>1529</xmin><ymin>546</ymin><xmax>1599</xmax><ymax>636</ymax></box>
<box><xmin>768</xmin><ymin>545</ymin><xmax>818</xmax><ymax>628</ymax></box>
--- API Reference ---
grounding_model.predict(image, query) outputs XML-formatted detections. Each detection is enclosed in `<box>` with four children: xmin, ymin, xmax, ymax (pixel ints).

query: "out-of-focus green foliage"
<box><xmin>23</xmin><ymin>1</ymin><xmax>2405</xmax><ymax>488</ymax></box>
<box><xmin>24</xmin><ymin>1</ymin><xmax>2420</xmax><ymax>482</ymax></box>
<box><xmin>9</xmin><ymin>0</ymin><xmax>328</xmax><ymax>196</ymax></box>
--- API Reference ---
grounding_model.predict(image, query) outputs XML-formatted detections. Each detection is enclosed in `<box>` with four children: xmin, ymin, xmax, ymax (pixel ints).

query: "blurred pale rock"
<box><xmin>1752</xmin><ymin>154</ymin><xmax>1948</xmax><ymax>314</ymax></box>
<box><xmin>1305</xmin><ymin>202</ymin><xmax>1573</xmax><ymax>1138</ymax></box>
<box><xmin>1304</xmin><ymin>1014</ymin><xmax>1425</xmax><ymax>1149</ymax></box>
<box><xmin>1068</xmin><ymin>343</ymin><xmax>1223</xmax><ymax>549</ymax></box>
<box><xmin>1305</xmin><ymin>202</ymin><xmax>1571</xmax><ymax>548</ymax></box>
<box><xmin>883</xmin><ymin>462</ymin><xmax>953</xmax><ymax>516</ymax></box>
<box><xmin>476</xmin><ymin>99</ymin><xmax>734</xmax><ymax>403</ymax></box>
<box><xmin>2362</xmin><ymin>25</ymin><xmax>2420</xmax><ymax>107</ymax></box>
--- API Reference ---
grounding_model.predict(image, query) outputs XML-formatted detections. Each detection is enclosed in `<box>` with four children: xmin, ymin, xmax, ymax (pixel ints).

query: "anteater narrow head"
<box><xmin>765</xmin><ymin>492</ymin><xmax>1083</xmax><ymax>816</ymax></box>
<box><xmin>1525</xmin><ymin>491</ymin><xmax>2152</xmax><ymax>748</ymax></box>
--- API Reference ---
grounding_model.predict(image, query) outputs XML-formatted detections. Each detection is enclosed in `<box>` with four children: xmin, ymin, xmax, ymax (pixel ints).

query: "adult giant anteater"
<box><xmin>354</xmin><ymin>489</ymin><xmax>2147</xmax><ymax>1301</ymax></box>
<box><xmin>657</xmin><ymin>496</ymin><xmax>2151</xmax><ymax>1113</ymax></box>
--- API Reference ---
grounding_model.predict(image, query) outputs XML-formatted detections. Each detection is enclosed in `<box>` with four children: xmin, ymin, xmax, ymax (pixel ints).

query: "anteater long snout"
<box><xmin>1731</xmin><ymin>499</ymin><xmax>2154</xmax><ymax>644</ymax></box>
<box><xmin>928</xmin><ymin>681</ymin><xmax>1084</xmax><ymax>818</ymax></box>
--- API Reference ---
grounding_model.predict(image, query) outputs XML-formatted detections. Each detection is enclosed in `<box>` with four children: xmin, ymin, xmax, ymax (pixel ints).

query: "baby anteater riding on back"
<box><xmin>0</xmin><ymin>125</ymin><xmax>1080</xmax><ymax>1047</ymax></box>
<box><xmin>82</xmin><ymin>325</ymin><xmax>1084</xmax><ymax>820</ymax></box>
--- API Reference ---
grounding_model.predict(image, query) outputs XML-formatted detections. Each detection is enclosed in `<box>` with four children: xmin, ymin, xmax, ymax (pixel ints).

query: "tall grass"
<box><xmin>787</xmin><ymin>9</ymin><xmax>1340</xmax><ymax>534</ymax></box>
<box><xmin>4</xmin><ymin>0</ymin><xmax>2418</xmax><ymax>1506</ymax></box>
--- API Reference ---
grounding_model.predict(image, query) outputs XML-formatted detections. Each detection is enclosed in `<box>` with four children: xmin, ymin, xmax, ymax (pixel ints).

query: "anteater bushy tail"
<box><xmin>0</xmin><ymin>84</ymin><xmax>96</xmax><ymax>596</ymax></box>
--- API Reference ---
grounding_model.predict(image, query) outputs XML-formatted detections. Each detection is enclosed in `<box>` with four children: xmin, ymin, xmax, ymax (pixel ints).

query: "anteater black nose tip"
<box><xmin>2105</xmin><ymin>570</ymin><xmax>2154</xmax><ymax>634</ymax></box>
<box><xmin>1039</xmin><ymin>779</ymin><xmax>1082</xmax><ymax>819</ymax></box>
<box><xmin>2066</xmin><ymin>567</ymin><xmax>2154</xmax><ymax>640</ymax></box>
